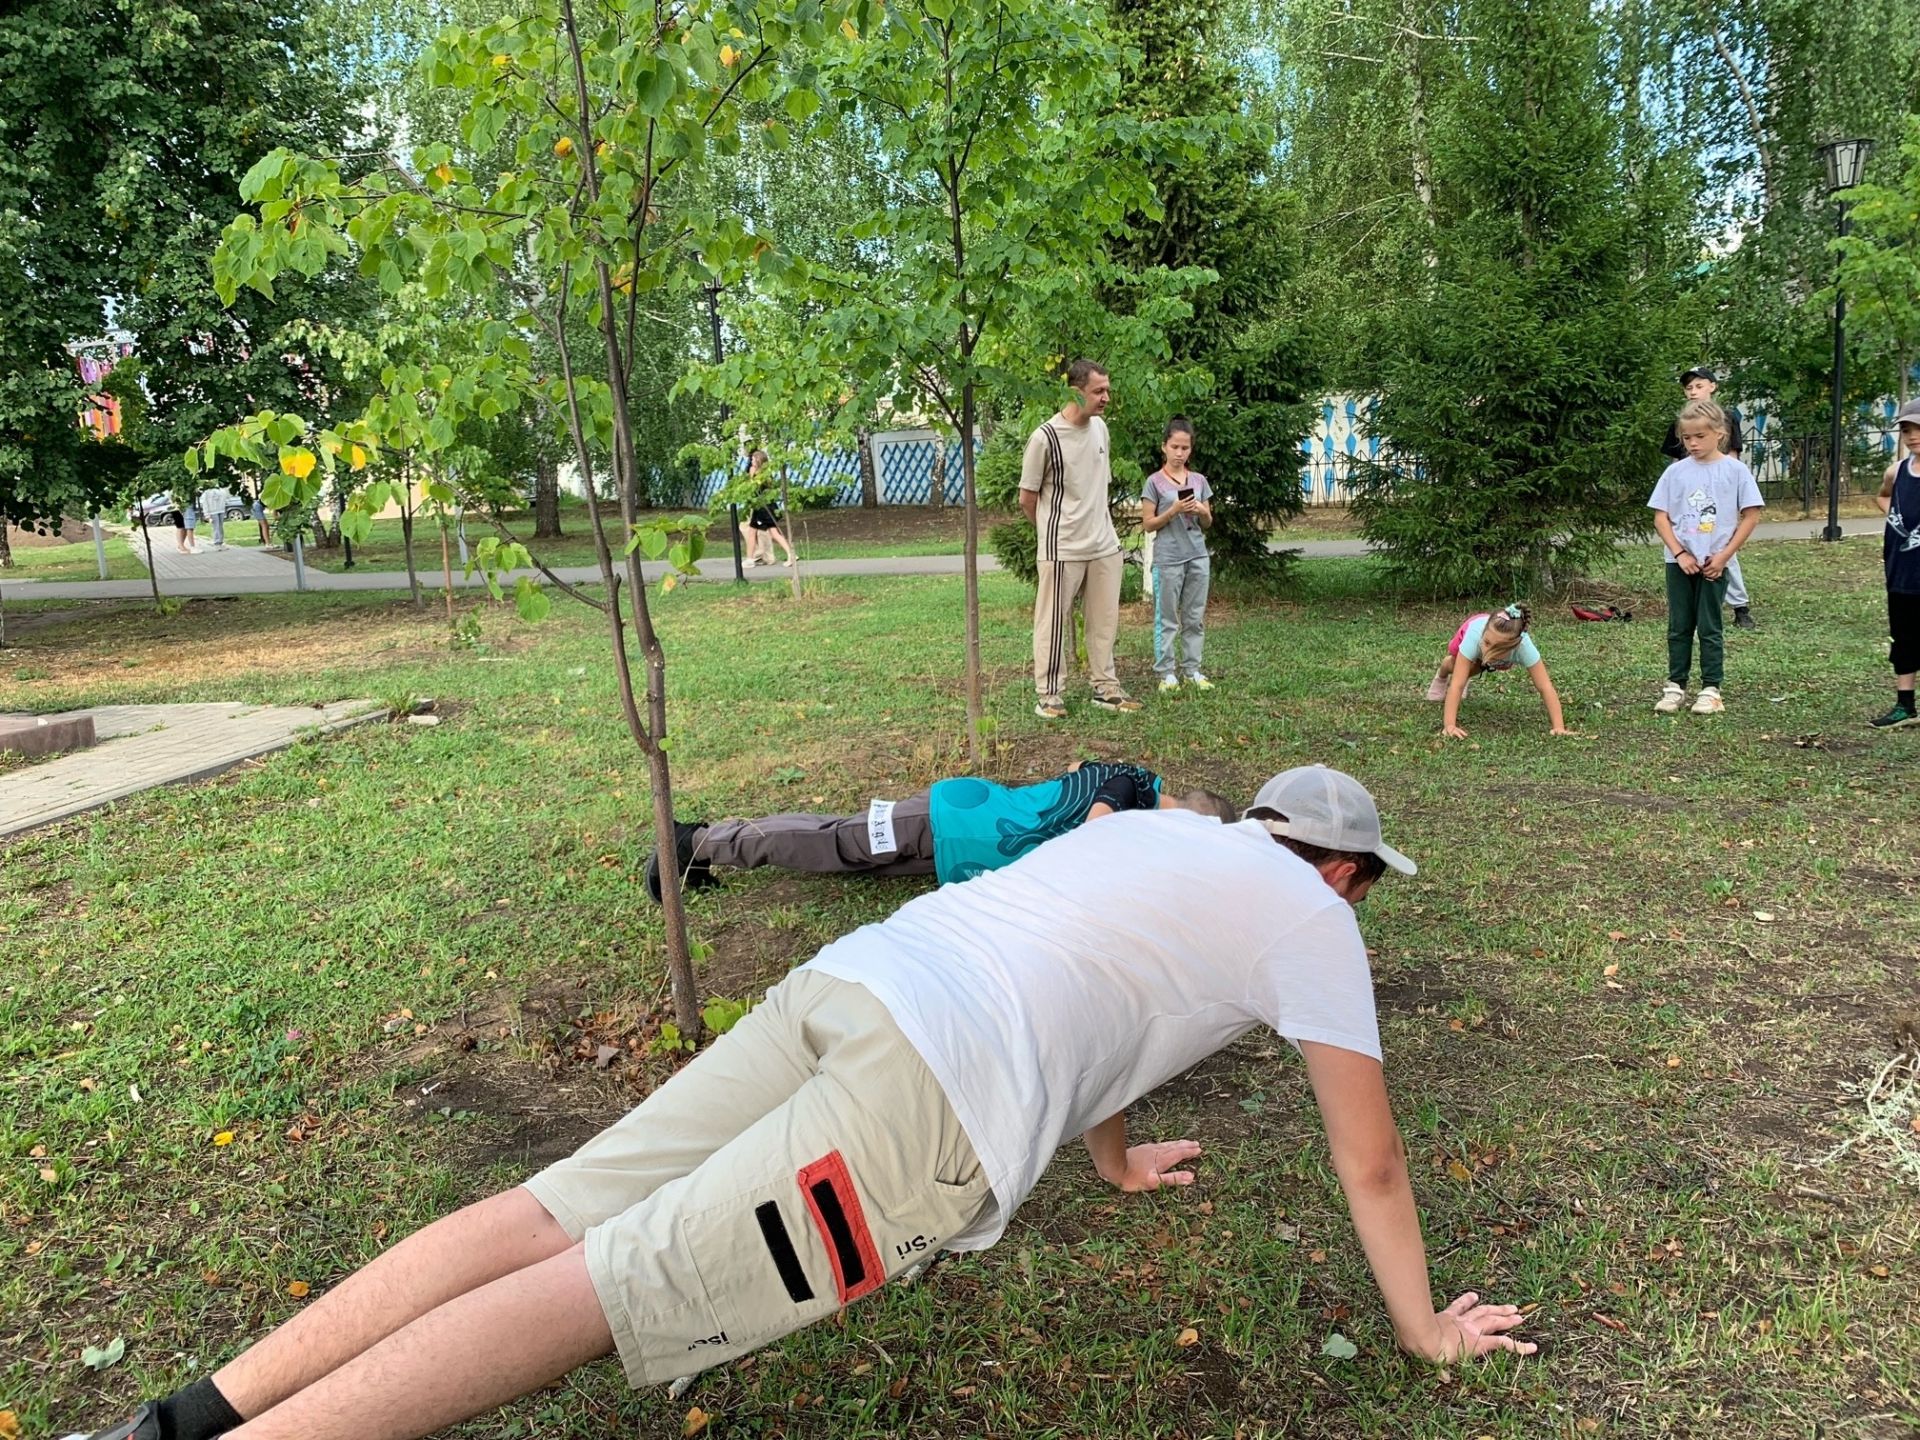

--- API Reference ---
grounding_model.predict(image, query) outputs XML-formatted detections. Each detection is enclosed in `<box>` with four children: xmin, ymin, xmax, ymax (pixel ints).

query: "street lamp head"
<box><xmin>1818</xmin><ymin>137</ymin><xmax>1874</xmax><ymax>196</ymax></box>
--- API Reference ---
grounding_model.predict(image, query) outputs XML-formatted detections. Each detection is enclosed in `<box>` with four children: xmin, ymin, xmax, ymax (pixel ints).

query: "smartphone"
<box><xmin>1177</xmin><ymin>486</ymin><xmax>1195</xmax><ymax>501</ymax></box>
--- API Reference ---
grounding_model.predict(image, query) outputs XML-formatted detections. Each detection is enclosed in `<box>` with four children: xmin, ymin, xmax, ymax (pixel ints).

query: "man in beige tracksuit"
<box><xmin>1020</xmin><ymin>359</ymin><xmax>1141</xmax><ymax>718</ymax></box>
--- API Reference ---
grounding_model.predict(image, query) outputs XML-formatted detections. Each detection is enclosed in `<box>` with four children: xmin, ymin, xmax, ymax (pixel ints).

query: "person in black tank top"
<box><xmin>1872</xmin><ymin>400</ymin><xmax>1920</xmax><ymax>729</ymax></box>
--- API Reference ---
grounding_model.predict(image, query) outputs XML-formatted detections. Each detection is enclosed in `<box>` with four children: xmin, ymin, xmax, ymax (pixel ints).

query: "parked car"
<box><xmin>128</xmin><ymin>493</ymin><xmax>177</xmax><ymax>526</ymax></box>
<box><xmin>127</xmin><ymin>491</ymin><xmax>249</xmax><ymax>525</ymax></box>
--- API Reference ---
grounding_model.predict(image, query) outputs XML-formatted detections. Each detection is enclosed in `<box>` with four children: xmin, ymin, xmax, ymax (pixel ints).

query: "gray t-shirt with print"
<box><xmin>1143</xmin><ymin>469</ymin><xmax>1211</xmax><ymax>565</ymax></box>
<box><xmin>1647</xmin><ymin>456</ymin><xmax>1763</xmax><ymax>564</ymax></box>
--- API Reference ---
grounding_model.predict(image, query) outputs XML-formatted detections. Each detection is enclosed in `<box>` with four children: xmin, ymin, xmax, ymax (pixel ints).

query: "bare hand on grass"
<box><xmin>1113</xmin><ymin>1139</ymin><xmax>1202</xmax><ymax>1192</ymax></box>
<box><xmin>1420</xmin><ymin>1292</ymin><xmax>1537</xmax><ymax>1361</ymax></box>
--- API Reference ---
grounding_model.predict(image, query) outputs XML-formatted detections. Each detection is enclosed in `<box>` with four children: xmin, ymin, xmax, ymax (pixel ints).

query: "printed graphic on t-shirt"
<box><xmin>1697</xmin><ymin>499</ymin><xmax>1718</xmax><ymax>535</ymax></box>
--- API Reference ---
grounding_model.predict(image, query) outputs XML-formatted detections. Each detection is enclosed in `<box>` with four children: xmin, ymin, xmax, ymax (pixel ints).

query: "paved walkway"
<box><xmin>0</xmin><ymin>701</ymin><xmax>381</xmax><ymax>839</ymax></box>
<box><xmin>1</xmin><ymin>517</ymin><xmax>1887</xmax><ymax>603</ymax></box>
<box><xmin>133</xmin><ymin>533</ymin><xmax>305</xmax><ymax>583</ymax></box>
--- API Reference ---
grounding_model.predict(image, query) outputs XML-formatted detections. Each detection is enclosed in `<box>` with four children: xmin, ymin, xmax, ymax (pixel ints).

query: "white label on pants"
<box><xmin>866</xmin><ymin>799</ymin><xmax>898</xmax><ymax>856</ymax></box>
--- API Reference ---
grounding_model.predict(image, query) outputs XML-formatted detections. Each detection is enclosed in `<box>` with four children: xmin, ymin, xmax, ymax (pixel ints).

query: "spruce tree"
<box><xmin>1105</xmin><ymin>0</ymin><xmax>1317</xmax><ymax>575</ymax></box>
<box><xmin>1351</xmin><ymin>0</ymin><xmax>1689</xmax><ymax>596</ymax></box>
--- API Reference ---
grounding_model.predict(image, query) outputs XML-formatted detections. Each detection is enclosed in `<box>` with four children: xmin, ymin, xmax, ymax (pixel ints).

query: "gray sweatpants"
<box><xmin>696</xmin><ymin>791</ymin><xmax>936</xmax><ymax>877</ymax></box>
<box><xmin>1724</xmin><ymin>554</ymin><xmax>1748</xmax><ymax>610</ymax></box>
<box><xmin>1152</xmin><ymin>557</ymin><xmax>1210</xmax><ymax>678</ymax></box>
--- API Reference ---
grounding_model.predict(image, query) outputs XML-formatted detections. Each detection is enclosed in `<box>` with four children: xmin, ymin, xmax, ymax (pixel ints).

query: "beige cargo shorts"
<box><xmin>523</xmin><ymin>969</ymin><xmax>994</xmax><ymax>1387</ymax></box>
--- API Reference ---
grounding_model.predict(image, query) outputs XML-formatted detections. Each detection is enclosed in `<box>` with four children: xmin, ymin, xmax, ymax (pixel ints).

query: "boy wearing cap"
<box><xmin>1662</xmin><ymin>368</ymin><xmax>1756</xmax><ymax>629</ymax></box>
<box><xmin>1871</xmin><ymin>397</ymin><xmax>1920</xmax><ymax>729</ymax></box>
<box><xmin>66</xmin><ymin>766</ymin><xmax>1533</xmax><ymax>1440</ymax></box>
<box><xmin>643</xmin><ymin>761</ymin><xmax>1237</xmax><ymax>900</ymax></box>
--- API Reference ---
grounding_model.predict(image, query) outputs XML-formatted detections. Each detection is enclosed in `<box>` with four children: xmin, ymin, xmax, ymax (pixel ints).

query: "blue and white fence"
<box><xmin>688</xmin><ymin>429</ymin><xmax>971</xmax><ymax>507</ymax></box>
<box><xmin>582</xmin><ymin>398</ymin><xmax>1913</xmax><ymax>511</ymax></box>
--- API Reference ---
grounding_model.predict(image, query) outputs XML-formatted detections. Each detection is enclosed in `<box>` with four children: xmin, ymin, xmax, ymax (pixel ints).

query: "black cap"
<box><xmin>1680</xmin><ymin>367</ymin><xmax>1717</xmax><ymax>385</ymax></box>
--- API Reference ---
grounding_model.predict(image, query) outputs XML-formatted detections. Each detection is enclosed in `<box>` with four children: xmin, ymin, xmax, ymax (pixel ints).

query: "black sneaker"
<box><xmin>1732</xmin><ymin>606</ymin><xmax>1756</xmax><ymax>630</ymax></box>
<box><xmin>644</xmin><ymin>821</ymin><xmax>715</xmax><ymax>903</ymax></box>
<box><xmin>62</xmin><ymin>1404</ymin><xmax>162</xmax><ymax>1440</ymax></box>
<box><xmin>1868</xmin><ymin>704</ymin><xmax>1919</xmax><ymax>730</ymax></box>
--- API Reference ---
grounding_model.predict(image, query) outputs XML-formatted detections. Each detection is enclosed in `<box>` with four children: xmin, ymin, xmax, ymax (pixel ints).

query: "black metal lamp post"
<box><xmin>1818</xmin><ymin>137</ymin><xmax>1874</xmax><ymax>542</ymax></box>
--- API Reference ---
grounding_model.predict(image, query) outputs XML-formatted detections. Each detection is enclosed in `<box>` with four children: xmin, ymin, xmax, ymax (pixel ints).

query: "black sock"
<box><xmin>156</xmin><ymin>1378</ymin><xmax>243</xmax><ymax>1440</ymax></box>
<box><xmin>1900</xmin><ymin>688</ymin><xmax>1916</xmax><ymax>713</ymax></box>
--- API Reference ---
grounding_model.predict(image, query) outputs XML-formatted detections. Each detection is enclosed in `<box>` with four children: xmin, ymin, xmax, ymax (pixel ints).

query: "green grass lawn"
<box><xmin>3</xmin><ymin>540</ymin><xmax>1917</xmax><ymax>1439</ymax></box>
<box><xmin>2</xmin><ymin>535</ymin><xmax>148</xmax><ymax>583</ymax></box>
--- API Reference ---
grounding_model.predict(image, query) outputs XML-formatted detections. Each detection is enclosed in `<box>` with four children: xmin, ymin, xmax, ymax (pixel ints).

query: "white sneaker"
<box><xmin>1186</xmin><ymin>673</ymin><xmax>1214</xmax><ymax>690</ymax></box>
<box><xmin>1691</xmin><ymin>686</ymin><xmax>1724</xmax><ymax>715</ymax></box>
<box><xmin>1158</xmin><ymin>675</ymin><xmax>1180</xmax><ymax>692</ymax></box>
<box><xmin>1654</xmin><ymin>682</ymin><xmax>1686</xmax><ymax>714</ymax></box>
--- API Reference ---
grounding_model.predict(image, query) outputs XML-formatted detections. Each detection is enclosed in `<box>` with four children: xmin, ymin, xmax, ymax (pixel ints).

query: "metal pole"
<box><xmin>343</xmin><ymin>535</ymin><xmax>355</xmax><ymax>569</ymax></box>
<box><xmin>1825</xmin><ymin>202</ymin><xmax>1850</xmax><ymax>542</ymax></box>
<box><xmin>92</xmin><ymin>515</ymin><xmax>107</xmax><ymax>578</ymax></box>
<box><xmin>293</xmin><ymin>534</ymin><xmax>308</xmax><ymax>592</ymax></box>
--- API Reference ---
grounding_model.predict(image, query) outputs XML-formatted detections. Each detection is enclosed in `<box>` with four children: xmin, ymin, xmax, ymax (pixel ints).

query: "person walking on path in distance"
<box><xmin>1870</xmin><ymin>397</ymin><xmax>1920</xmax><ymax>729</ymax></box>
<box><xmin>1141</xmin><ymin>415</ymin><xmax>1215</xmax><ymax>692</ymax></box>
<box><xmin>171</xmin><ymin>491</ymin><xmax>199</xmax><ymax>555</ymax></box>
<box><xmin>1649</xmin><ymin>398</ymin><xmax>1764</xmax><ymax>715</ymax></box>
<box><xmin>1021</xmin><ymin>359</ymin><xmax>1141</xmax><ymax>719</ymax></box>
<box><xmin>1662</xmin><ymin>367</ymin><xmax>1756</xmax><ymax>629</ymax></box>
<box><xmin>61</xmin><ymin>764</ymin><xmax>1532</xmax><ymax>1440</ymax></box>
<box><xmin>743</xmin><ymin>449</ymin><xmax>796</xmax><ymax>568</ymax></box>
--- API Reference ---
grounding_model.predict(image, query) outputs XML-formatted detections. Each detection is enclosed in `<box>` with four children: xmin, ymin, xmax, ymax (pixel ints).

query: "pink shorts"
<box><xmin>1446</xmin><ymin>615</ymin><xmax>1487</xmax><ymax>659</ymax></box>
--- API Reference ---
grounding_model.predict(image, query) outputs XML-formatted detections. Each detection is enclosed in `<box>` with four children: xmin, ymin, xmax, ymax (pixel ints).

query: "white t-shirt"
<box><xmin>805</xmin><ymin>810</ymin><xmax>1380</xmax><ymax>1251</ymax></box>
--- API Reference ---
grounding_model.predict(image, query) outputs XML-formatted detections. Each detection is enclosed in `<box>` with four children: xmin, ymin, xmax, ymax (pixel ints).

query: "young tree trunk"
<box><xmin>533</xmin><ymin>451</ymin><xmax>563</xmax><ymax>538</ymax></box>
<box><xmin>0</xmin><ymin>517</ymin><xmax>12</xmax><ymax>569</ymax></box>
<box><xmin>857</xmin><ymin>426</ymin><xmax>879</xmax><ymax>508</ymax></box>
<box><xmin>961</xmin><ymin>382</ymin><xmax>984</xmax><ymax>768</ymax></box>
<box><xmin>781</xmin><ymin>465</ymin><xmax>801</xmax><ymax>599</ymax></box>
<box><xmin>140</xmin><ymin>511</ymin><xmax>163</xmax><ymax>610</ymax></box>
<box><xmin>400</xmin><ymin>489</ymin><xmax>422</xmax><ymax>607</ymax></box>
<box><xmin>438</xmin><ymin>509</ymin><xmax>455</xmax><ymax>624</ymax></box>
<box><xmin>558</xmin><ymin>0</ymin><xmax>700</xmax><ymax>1041</ymax></box>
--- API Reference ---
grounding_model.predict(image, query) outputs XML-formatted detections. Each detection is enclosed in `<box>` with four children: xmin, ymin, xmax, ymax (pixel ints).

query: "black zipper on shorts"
<box><xmin>754</xmin><ymin>1201</ymin><xmax>815</xmax><ymax>1304</ymax></box>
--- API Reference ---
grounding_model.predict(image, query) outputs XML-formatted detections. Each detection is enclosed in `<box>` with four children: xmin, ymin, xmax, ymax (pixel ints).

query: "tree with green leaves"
<box><xmin>202</xmin><ymin>0</ymin><xmax>876</xmax><ymax>1040</ymax></box>
<box><xmin>1349</xmin><ymin>0</ymin><xmax>1690</xmax><ymax>596</ymax></box>
<box><xmin>1833</xmin><ymin>116</ymin><xmax>1920</xmax><ymax>408</ymax></box>
<box><xmin>1102</xmin><ymin>0</ymin><xmax>1319</xmax><ymax>574</ymax></box>
<box><xmin>0</xmin><ymin>0</ymin><xmax>361</xmax><ymax>544</ymax></box>
<box><xmin>762</xmin><ymin>0</ymin><xmax>1170</xmax><ymax>762</ymax></box>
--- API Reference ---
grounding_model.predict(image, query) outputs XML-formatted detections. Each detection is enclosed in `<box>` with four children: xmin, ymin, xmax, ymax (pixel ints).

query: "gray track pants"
<box><xmin>1724</xmin><ymin>555</ymin><xmax>1748</xmax><ymax>609</ymax></box>
<box><xmin>696</xmin><ymin>791</ymin><xmax>936</xmax><ymax>877</ymax></box>
<box><xmin>1152</xmin><ymin>557</ymin><xmax>1210</xmax><ymax>678</ymax></box>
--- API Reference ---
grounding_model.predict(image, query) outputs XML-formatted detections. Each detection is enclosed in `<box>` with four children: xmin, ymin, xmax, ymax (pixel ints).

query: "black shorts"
<box><xmin>1890</xmin><ymin>589</ymin><xmax>1920</xmax><ymax>675</ymax></box>
<box><xmin>748</xmin><ymin>507</ymin><xmax>779</xmax><ymax>530</ymax></box>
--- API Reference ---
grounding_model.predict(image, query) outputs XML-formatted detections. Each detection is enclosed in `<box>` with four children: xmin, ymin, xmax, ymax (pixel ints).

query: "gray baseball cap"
<box><xmin>1895</xmin><ymin>398</ymin><xmax>1920</xmax><ymax>428</ymax></box>
<box><xmin>1248</xmin><ymin>765</ymin><xmax>1416</xmax><ymax>875</ymax></box>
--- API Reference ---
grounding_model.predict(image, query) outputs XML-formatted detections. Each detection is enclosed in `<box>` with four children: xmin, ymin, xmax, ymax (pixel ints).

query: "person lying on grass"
<box><xmin>645</xmin><ymin>759</ymin><xmax>1238</xmax><ymax>899</ymax></box>
<box><xmin>68</xmin><ymin>765</ymin><xmax>1534</xmax><ymax>1440</ymax></box>
<box><xmin>1425</xmin><ymin>602</ymin><xmax>1571</xmax><ymax>739</ymax></box>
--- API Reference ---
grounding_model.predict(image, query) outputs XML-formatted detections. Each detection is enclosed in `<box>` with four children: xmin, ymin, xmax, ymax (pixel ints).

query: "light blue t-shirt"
<box><xmin>1456</xmin><ymin>614</ymin><xmax>1541</xmax><ymax>671</ymax></box>
<box><xmin>1647</xmin><ymin>456</ymin><xmax>1764</xmax><ymax>564</ymax></box>
<box><xmin>927</xmin><ymin>763</ymin><xmax>1162</xmax><ymax>883</ymax></box>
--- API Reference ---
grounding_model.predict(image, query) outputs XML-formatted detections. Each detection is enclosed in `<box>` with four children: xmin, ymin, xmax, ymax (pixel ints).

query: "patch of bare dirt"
<box><xmin>6</xmin><ymin>517</ymin><xmax>94</xmax><ymax>547</ymax></box>
<box><xmin>6</xmin><ymin>594</ymin><xmax>469</xmax><ymax>700</ymax></box>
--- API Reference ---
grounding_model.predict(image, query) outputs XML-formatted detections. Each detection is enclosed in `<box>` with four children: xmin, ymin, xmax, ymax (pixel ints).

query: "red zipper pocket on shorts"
<box><xmin>798</xmin><ymin>1150</ymin><xmax>883</xmax><ymax>1304</ymax></box>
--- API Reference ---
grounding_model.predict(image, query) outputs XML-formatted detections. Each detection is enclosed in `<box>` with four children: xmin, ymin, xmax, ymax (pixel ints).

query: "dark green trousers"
<box><xmin>1666</xmin><ymin>564</ymin><xmax>1731</xmax><ymax>688</ymax></box>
